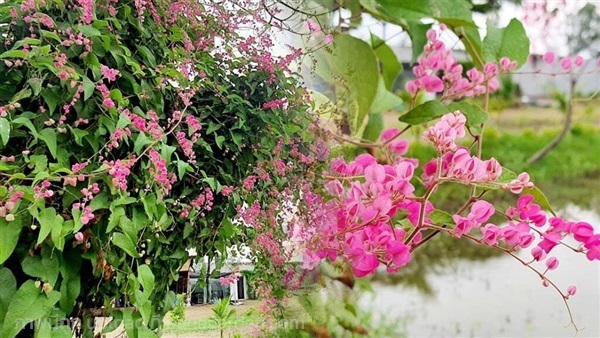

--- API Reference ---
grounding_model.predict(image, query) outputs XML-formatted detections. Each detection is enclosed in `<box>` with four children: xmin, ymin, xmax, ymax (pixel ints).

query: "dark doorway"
<box><xmin>237</xmin><ymin>275</ymin><xmax>245</xmax><ymax>299</ymax></box>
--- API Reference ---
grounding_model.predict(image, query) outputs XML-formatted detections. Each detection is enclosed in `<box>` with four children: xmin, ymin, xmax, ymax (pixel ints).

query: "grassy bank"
<box><xmin>402</xmin><ymin>123</ymin><xmax>600</xmax><ymax>211</ymax></box>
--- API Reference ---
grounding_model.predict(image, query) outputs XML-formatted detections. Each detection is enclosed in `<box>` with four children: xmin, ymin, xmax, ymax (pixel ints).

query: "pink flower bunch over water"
<box><xmin>305</xmin><ymin>110</ymin><xmax>599</xmax><ymax>285</ymax></box>
<box><xmin>405</xmin><ymin>25</ymin><xmax>517</xmax><ymax>100</ymax></box>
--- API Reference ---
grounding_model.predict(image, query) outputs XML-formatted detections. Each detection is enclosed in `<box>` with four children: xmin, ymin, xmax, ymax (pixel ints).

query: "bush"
<box><xmin>0</xmin><ymin>1</ymin><xmax>317</xmax><ymax>337</ymax></box>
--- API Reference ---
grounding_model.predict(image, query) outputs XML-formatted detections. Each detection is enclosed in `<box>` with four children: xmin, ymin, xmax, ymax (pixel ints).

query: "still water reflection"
<box><xmin>363</xmin><ymin>204</ymin><xmax>600</xmax><ymax>337</ymax></box>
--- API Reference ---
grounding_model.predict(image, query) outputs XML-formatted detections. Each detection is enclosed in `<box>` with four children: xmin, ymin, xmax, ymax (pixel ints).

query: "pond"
<box><xmin>362</xmin><ymin>183</ymin><xmax>600</xmax><ymax>337</ymax></box>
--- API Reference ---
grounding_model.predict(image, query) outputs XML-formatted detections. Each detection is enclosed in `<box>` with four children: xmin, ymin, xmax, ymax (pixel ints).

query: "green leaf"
<box><xmin>369</xmin><ymin>77</ymin><xmax>404</xmax><ymax>114</ymax></box>
<box><xmin>177</xmin><ymin>160</ymin><xmax>191</xmax><ymax>180</ymax></box>
<box><xmin>41</xmin><ymin>30</ymin><xmax>62</xmax><ymax>43</ymax></box>
<box><xmin>457</xmin><ymin>26</ymin><xmax>484</xmax><ymax>69</ymax></box>
<box><xmin>40</xmin><ymin>88</ymin><xmax>62</xmax><ymax>115</ymax></box>
<box><xmin>447</xmin><ymin>102</ymin><xmax>488</xmax><ymax>134</ymax></box>
<box><xmin>78</xmin><ymin>25</ymin><xmax>101</xmax><ymax>37</ymax></box>
<box><xmin>11</xmin><ymin>117</ymin><xmax>39</xmax><ymax>138</ymax></box>
<box><xmin>27</xmin><ymin>78</ymin><xmax>43</xmax><ymax>96</ymax></box>
<box><xmin>0</xmin><ymin>118</ymin><xmax>10</xmax><ymax>146</ymax></box>
<box><xmin>137</xmin><ymin>46</ymin><xmax>156</xmax><ymax>68</ymax></box>
<box><xmin>314</xmin><ymin>34</ymin><xmax>379</xmax><ymax>134</ymax></box>
<box><xmin>134</xmin><ymin>132</ymin><xmax>152</xmax><ymax>154</ymax></box>
<box><xmin>58</xmin><ymin>251</ymin><xmax>81</xmax><ymax>314</ymax></box>
<box><xmin>399</xmin><ymin>100</ymin><xmax>450</xmax><ymax>125</ymax></box>
<box><xmin>137</xmin><ymin>265</ymin><xmax>155</xmax><ymax>300</ymax></box>
<box><xmin>362</xmin><ymin>112</ymin><xmax>384</xmax><ymax>143</ymax></box>
<box><xmin>482</xmin><ymin>18</ymin><xmax>530</xmax><ymax>67</ymax></box>
<box><xmin>112</xmin><ymin>232</ymin><xmax>140</xmax><ymax>258</ymax></box>
<box><xmin>0</xmin><ymin>280</ymin><xmax>60</xmax><ymax>338</ymax></box>
<box><xmin>525</xmin><ymin>186</ymin><xmax>557</xmax><ymax>217</ymax></box>
<box><xmin>21</xmin><ymin>247</ymin><xmax>60</xmax><ymax>285</ymax></box>
<box><xmin>370</xmin><ymin>34</ymin><xmax>402</xmax><ymax>90</ymax></box>
<box><xmin>407</xmin><ymin>21</ymin><xmax>432</xmax><ymax>62</ymax></box>
<box><xmin>0</xmin><ymin>216</ymin><xmax>22</xmax><ymax>265</ymax></box>
<box><xmin>0</xmin><ymin>268</ymin><xmax>17</xmax><ymax>324</ymax></box>
<box><xmin>0</xmin><ymin>50</ymin><xmax>27</xmax><ymax>59</ymax></box>
<box><xmin>429</xmin><ymin>209</ymin><xmax>455</xmax><ymax>226</ymax></box>
<box><xmin>90</xmin><ymin>192</ymin><xmax>109</xmax><ymax>211</ymax></box>
<box><xmin>107</xmin><ymin>207</ymin><xmax>126</xmax><ymax>233</ymax></box>
<box><xmin>51</xmin><ymin>326</ymin><xmax>73</xmax><ymax>338</ymax></box>
<box><xmin>82</xmin><ymin>76</ymin><xmax>95</xmax><ymax>100</ymax></box>
<box><xmin>39</xmin><ymin>128</ymin><xmax>57</xmax><ymax>159</ymax></box>
<box><xmin>36</xmin><ymin>207</ymin><xmax>64</xmax><ymax>246</ymax></box>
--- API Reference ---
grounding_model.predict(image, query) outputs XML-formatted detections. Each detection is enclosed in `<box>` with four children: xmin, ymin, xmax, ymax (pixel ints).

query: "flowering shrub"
<box><xmin>0</xmin><ymin>0</ymin><xmax>319</xmax><ymax>337</ymax></box>
<box><xmin>299</xmin><ymin>18</ymin><xmax>600</xmax><ymax>333</ymax></box>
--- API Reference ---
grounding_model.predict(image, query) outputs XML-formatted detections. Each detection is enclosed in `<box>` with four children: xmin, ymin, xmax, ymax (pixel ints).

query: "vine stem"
<box><xmin>423</xmin><ymin>224</ymin><xmax>581</xmax><ymax>332</ymax></box>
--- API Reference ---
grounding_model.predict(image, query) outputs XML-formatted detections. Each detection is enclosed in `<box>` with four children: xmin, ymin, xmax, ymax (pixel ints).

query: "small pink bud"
<box><xmin>75</xmin><ymin>232</ymin><xmax>85</xmax><ymax>242</ymax></box>
<box><xmin>543</xmin><ymin>51</ymin><xmax>555</xmax><ymax>64</ymax></box>
<box><xmin>542</xmin><ymin>279</ymin><xmax>550</xmax><ymax>287</ymax></box>
<box><xmin>426</xmin><ymin>28</ymin><xmax>437</xmax><ymax>41</ymax></box>
<box><xmin>567</xmin><ymin>285</ymin><xmax>577</xmax><ymax>296</ymax></box>
<box><xmin>560</xmin><ymin>57</ymin><xmax>571</xmax><ymax>71</ymax></box>
<box><xmin>531</xmin><ymin>246</ymin><xmax>546</xmax><ymax>261</ymax></box>
<box><xmin>546</xmin><ymin>256</ymin><xmax>559</xmax><ymax>270</ymax></box>
<box><xmin>574</xmin><ymin>55</ymin><xmax>584</xmax><ymax>67</ymax></box>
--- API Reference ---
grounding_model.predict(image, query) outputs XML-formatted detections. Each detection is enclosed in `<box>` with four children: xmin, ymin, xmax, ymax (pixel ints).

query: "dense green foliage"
<box><xmin>0</xmin><ymin>1</ymin><xmax>316</xmax><ymax>337</ymax></box>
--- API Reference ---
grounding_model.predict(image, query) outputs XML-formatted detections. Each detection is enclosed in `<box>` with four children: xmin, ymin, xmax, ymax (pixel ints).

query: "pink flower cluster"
<box><xmin>148</xmin><ymin>149</ymin><xmax>176</xmax><ymax>196</ymax></box>
<box><xmin>100</xmin><ymin>65</ymin><xmax>120</xmax><ymax>82</ymax></box>
<box><xmin>379</xmin><ymin>128</ymin><xmax>409</xmax><ymax>158</ymax></box>
<box><xmin>73</xmin><ymin>182</ymin><xmax>100</xmax><ymax>225</ymax></box>
<box><xmin>34</xmin><ymin>180</ymin><xmax>54</xmax><ymax>199</ymax></box>
<box><xmin>451</xmin><ymin>200</ymin><xmax>495</xmax><ymax>237</ymax></box>
<box><xmin>422</xmin><ymin>110</ymin><xmax>467</xmax><ymax>153</ymax></box>
<box><xmin>304</xmin><ymin>153</ymin><xmax>419</xmax><ymax>276</ymax></box>
<box><xmin>104</xmin><ymin>158</ymin><xmax>136</xmax><ymax>190</ymax></box>
<box><xmin>0</xmin><ymin>189</ymin><xmax>24</xmax><ymax>219</ymax></box>
<box><xmin>405</xmin><ymin>25</ymin><xmax>516</xmax><ymax>99</ymax></box>
<box><xmin>423</xmin><ymin>148</ymin><xmax>503</xmax><ymax>185</ymax></box>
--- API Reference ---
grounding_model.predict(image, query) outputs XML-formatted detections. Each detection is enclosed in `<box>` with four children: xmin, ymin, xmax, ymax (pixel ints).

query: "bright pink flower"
<box><xmin>468</xmin><ymin>200</ymin><xmax>495</xmax><ymax>224</ymax></box>
<box><xmin>572</xmin><ymin>222</ymin><xmax>594</xmax><ymax>243</ymax></box>
<box><xmin>380</xmin><ymin>128</ymin><xmax>400</xmax><ymax>143</ymax></box>
<box><xmin>405</xmin><ymin>80</ymin><xmax>419</xmax><ymax>94</ymax></box>
<box><xmin>388</xmin><ymin>140</ymin><xmax>408</xmax><ymax>156</ymax></box>
<box><xmin>560</xmin><ymin>57</ymin><xmax>571</xmax><ymax>71</ymax></box>
<box><xmin>480</xmin><ymin>223</ymin><xmax>501</xmax><ymax>246</ymax></box>
<box><xmin>324</xmin><ymin>180</ymin><xmax>344</xmax><ymax>196</ymax></box>
<box><xmin>543</xmin><ymin>51</ymin><xmax>555</xmax><ymax>64</ymax></box>
<box><xmin>103</xmin><ymin>98</ymin><xmax>115</xmax><ymax>109</ymax></box>
<box><xmin>452</xmin><ymin>215</ymin><xmax>476</xmax><ymax>238</ymax></box>
<box><xmin>100</xmin><ymin>65</ymin><xmax>120</xmax><ymax>82</ymax></box>
<box><xmin>74</xmin><ymin>232</ymin><xmax>85</xmax><ymax>242</ymax></box>
<box><xmin>584</xmin><ymin>235</ymin><xmax>600</xmax><ymax>261</ymax></box>
<box><xmin>385</xmin><ymin>240</ymin><xmax>411</xmax><ymax>270</ymax></box>
<box><xmin>545</xmin><ymin>256</ymin><xmax>559</xmax><ymax>270</ymax></box>
<box><xmin>574</xmin><ymin>55</ymin><xmax>584</xmax><ymax>67</ymax></box>
<box><xmin>531</xmin><ymin>246</ymin><xmax>546</xmax><ymax>261</ymax></box>
<box><xmin>421</xmin><ymin>75</ymin><xmax>444</xmax><ymax>93</ymax></box>
<box><xmin>347</xmin><ymin>238</ymin><xmax>379</xmax><ymax>277</ymax></box>
<box><xmin>426</xmin><ymin>28</ymin><xmax>437</xmax><ymax>41</ymax></box>
<box><xmin>538</xmin><ymin>232</ymin><xmax>562</xmax><ymax>253</ymax></box>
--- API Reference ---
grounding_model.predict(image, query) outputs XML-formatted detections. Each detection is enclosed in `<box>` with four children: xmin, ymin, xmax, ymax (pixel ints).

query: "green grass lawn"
<box><xmin>163</xmin><ymin>311</ymin><xmax>262</xmax><ymax>335</ymax></box>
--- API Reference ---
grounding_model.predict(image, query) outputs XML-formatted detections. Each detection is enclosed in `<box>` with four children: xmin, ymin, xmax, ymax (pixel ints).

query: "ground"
<box><xmin>95</xmin><ymin>300</ymin><xmax>261</xmax><ymax>338</ymax></box>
